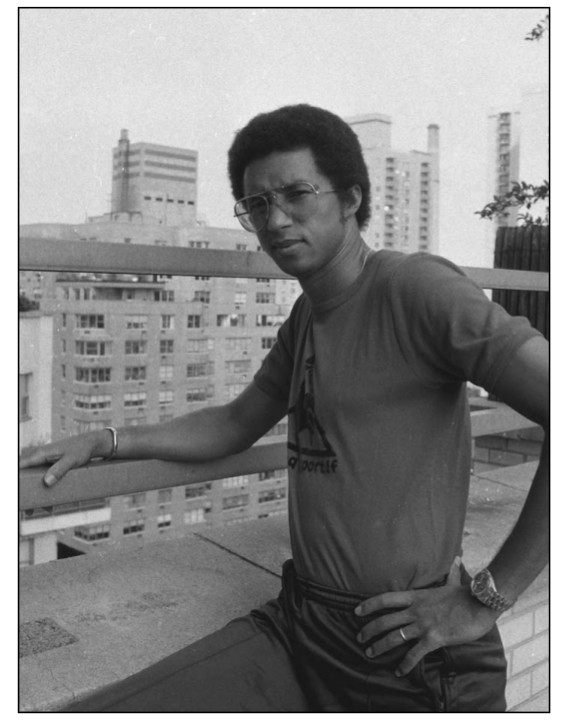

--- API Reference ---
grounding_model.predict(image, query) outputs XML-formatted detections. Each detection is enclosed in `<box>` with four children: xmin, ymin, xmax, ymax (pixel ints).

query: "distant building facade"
<box><xmin>486</xmin><ymin>85</ymin><xmax>549</xmax><ymax>227</ymax></box>
<box><xmin>19</xmin><ymin>311</ymin><xmax>53</xmax><ymax>451</ymax></box>
<box><xmin>19</xmin><ymin>130</ymin><xmax>300</xmax><ymax>564</ymax></box>
<box><xmin>110</xmin><ymin>129</ymin><xmax>198</xmax><ymax>227</ymax></box>
<box><xmin>346</xmin><ymin>114</ymin><xmax>440</xmax><ymax>254</ymax></box>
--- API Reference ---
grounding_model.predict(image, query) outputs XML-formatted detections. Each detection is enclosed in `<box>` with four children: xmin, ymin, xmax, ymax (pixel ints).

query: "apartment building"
<box><xmin>486</xmin><ymin>85</ymin><xmax>549</xmax><ymax>227</ymax></box>
<box><xmin>19</xmin><ymin>130</ymin><xmax>301</xmax><ymax>563</ymax></box>
<box><xmin>346</xmin><ymin>114</ymin><xmax>440</xmax><ymax>254</ymax></box>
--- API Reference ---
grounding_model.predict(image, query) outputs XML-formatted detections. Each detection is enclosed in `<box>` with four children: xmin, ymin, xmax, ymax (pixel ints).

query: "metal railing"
<box><xmin>19</xmin><ymin>236</ymin><xmax>549</xmax><ymax>513</ymax></box>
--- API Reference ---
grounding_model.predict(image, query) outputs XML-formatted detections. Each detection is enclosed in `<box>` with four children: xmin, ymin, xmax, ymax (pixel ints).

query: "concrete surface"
<box><xmin>19</xmin><ymin>463</ymin><xmax>549</xmax><ymax>712</ymax></box>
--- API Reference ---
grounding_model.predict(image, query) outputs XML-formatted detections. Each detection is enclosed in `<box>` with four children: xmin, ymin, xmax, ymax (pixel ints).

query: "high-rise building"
<box><xmin>346</xmin><ymin>114</ymin><xmax>440</xmax><ymax>254</ymax></box>
<box><xmin>486</xmin><ymin>85</ymin><xmax>549</xmax><ymax>227</ymax></box>
<box><xmin>109</xmin><ymin>129</ymin><xmax>198</xmax><ymax>227</ymax></box>
<box><xmin>19</xmin><ymin>131</ymin><xmax>301</xmax><ymax>564</ymax></box>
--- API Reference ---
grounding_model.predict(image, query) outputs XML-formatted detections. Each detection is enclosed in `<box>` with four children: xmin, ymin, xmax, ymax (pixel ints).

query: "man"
<box><xmin>20</xmin><ymin>104</ymin><xmax>549</xmax><ymax>712</ymax></box>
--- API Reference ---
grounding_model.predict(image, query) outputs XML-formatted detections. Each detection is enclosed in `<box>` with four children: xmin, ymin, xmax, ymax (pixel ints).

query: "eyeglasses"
<box><xmin>234</xmin><ymin>182</ymin><xmax>339</xmax><ymax>233</ymax></box>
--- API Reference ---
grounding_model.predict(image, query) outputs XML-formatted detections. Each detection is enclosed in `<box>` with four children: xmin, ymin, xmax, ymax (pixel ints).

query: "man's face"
<box><xmin>242</xmin><ymin>148</ymin><xmax>354</xmax><ymax>279</ymax></box>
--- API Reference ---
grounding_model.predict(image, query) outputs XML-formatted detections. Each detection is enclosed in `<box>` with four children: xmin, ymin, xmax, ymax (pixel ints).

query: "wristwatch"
<box><xmin>470</xmin><ymin>568</ymin><xmax>514</xmax><ymax>613</ymax></box>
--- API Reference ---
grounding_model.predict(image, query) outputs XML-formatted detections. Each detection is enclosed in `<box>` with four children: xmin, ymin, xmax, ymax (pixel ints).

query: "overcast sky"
<box><xmin>19</xmin><ymin>6</ymin><xmax>549</xmax><ymax>267</ymax></box>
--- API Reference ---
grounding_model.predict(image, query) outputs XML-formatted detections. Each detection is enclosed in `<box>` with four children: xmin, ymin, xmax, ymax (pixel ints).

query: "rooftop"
<box><xmin>19</xmin><ymin>462</ymin><xmax>548</xmax><ymax>712</ymax></box>
<box><xmin>19</xmin><ymin>236</ymin><xmax>549</xmax><ymax>712</ymax></box>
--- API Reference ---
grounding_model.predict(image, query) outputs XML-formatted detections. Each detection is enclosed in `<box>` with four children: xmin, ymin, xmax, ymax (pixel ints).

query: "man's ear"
<box><xmin>341</xmin><ymin>185</ymin><xmax>362</xmax><ymax>221</ymax></box>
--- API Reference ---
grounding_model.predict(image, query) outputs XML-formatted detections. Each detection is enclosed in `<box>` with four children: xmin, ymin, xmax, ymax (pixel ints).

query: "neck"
<box><xmin>299</xmin><ymin>226</ymin><xmax>371</xmax><ymax>307</ymax></box>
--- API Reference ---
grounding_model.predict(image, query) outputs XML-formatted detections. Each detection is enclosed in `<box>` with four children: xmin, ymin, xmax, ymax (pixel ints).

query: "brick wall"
<box><xmin>473</xmin><ymin>427</ymin><xmax>544</xmax><ymax>474</ymax></box>
<box><xmin>499</xmin><ymin>587</ymin><xmax>549</xmax><ymax>711</ymax></box>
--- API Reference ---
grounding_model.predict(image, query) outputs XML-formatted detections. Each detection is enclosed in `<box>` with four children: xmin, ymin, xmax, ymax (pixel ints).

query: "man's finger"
<box><xmin>43</xmin><ymin>458</ymin><xmax>75</xmax><ymax>488</ymax></box>
<box><xmin>364</xmin><ymin>624</ymin><xmax>419</xmax><ymax>659</ymax></box>
<box><xmin>357</xmin><ymin>610</ymin><xmax>410</xmax><ymax>645</ymax></box>
<box><xmin>355</xmin><ymin>591</ymin><xmax>414</xmax><ymax>616</ymax></box>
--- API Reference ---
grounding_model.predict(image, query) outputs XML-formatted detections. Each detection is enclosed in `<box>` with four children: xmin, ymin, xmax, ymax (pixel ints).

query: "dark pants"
<box><xmin>63</xmin><ymin>560</ymin><xmax>507</xmax><ymax>712</ymax></box>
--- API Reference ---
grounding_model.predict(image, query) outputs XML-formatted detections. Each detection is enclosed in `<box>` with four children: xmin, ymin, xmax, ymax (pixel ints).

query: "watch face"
<box><xmin>473</xmin><ymin>569</ymin><xmax>491</xmax><ymax>595</ymax></box>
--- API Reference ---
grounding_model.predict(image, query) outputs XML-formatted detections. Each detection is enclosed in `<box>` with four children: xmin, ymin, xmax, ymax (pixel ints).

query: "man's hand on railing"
<box><xmin>19</xmin><ymin>429</ymin><xmax>115</xmax><ymax>488</ymax></box>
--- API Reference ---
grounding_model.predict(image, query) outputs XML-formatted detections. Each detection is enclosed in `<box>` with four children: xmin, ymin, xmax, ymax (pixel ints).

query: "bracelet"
<box><xmin>103</xmin><ymin>426</ymin><xmax>118</xmax><ymax>460</ymax></box>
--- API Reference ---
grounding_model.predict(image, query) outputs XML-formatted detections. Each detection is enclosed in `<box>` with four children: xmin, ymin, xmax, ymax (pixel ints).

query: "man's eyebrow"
<box><xmin>246</xmin><ymin>180</ymin><xmax>311</xmax><ymax>196</ymax></box>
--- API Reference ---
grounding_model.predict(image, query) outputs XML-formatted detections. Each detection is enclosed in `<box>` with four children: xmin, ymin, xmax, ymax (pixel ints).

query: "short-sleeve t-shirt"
<box><xmin>253</xmin><ymin>251</ymin><xmax>540</xmax><ymax>595</ymax></box>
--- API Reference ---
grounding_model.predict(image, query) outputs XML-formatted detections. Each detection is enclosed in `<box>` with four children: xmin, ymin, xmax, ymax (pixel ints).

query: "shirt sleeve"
<box><xmin>252</xmin><ymin>297</ymin><xmax>303</xmax><ymax>401</ymax></box>
<box><xmin>388</xmin><ymin>253</ymin><xmax>542</xmax><ymax>392</ymax></box>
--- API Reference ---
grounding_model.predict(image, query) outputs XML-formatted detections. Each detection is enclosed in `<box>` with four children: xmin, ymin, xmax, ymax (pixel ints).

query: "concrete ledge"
<box><xmin>19</xmin><ymin>528</ymin><xmax>285</xmax><ymax>712</ymax></box>
<box><xmin>20</xmin><ymin>464</ymin><xmax>548</xmax><ymax>712</ymax></box>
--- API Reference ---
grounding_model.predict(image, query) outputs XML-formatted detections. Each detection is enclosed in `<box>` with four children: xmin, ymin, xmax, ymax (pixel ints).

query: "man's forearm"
<box><xmin>111</xmin><ymin>405</ymin><xmax>249</xmax><ymax>463</ymax></box>
<box><xmin>485</xmin><ymin>431</ymin><xmax>549</xmax><ymax>605</ymax></box>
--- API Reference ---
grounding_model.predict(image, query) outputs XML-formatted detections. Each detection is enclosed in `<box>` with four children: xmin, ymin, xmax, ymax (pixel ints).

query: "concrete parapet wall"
<box><xmin>473</xmin><ymin>427</ymin><xmax>544</xmax><ymax>474</ymax></box>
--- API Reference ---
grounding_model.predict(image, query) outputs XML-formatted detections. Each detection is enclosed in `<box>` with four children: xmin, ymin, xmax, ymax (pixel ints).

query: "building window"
<box><xmin>256</xmin><ymin>314</ymin><xmax>285</xmax><ymax>327</ymax></box>
<box><xmin>125</xmin><ymin>366</ymin><xmax>146</xmax><ymax>381</ymax></box>
<box><xmin>159</xmin><ymin>390</ymin><xmax>174</xmax><ymax>405</ymax></box>
<box><xmin>76</xmin><ymin>314</ymin><xmax>104</xmax><ymax>329</ymax></box>
<box><xmin>74</xmin><ymin>394</ymin><xmax>112</xmax><ymax>410</ymax></box>
<box><xmin>75</xmin><ymin>367</ymin><xmax>111</xmax><ymax>383</ymax></box>
<box><xmin>19</xmin><ymin>373</ymin><xmax>31</xmax><ymax>421</ymax></box>
<box><xmin>261</xmin><ymin>337</ymin><xmax>277</xmax><ymax>350</ymax></box>
<box><xmin>184</xmin><ymin>508</ymin><xmax>205</xmax><ymax>525</ymax></box>
<box><xmin>154</xmin><ymin>290</ymin><xmax>175</xmax><ymax>301</ymax></box>
<box><xmin>234</xmin><ymin>292</ymin><xmax>247</xmax><ymax>305</ymax></box>
<box><xmin>123</xmin><ymin>518</ymin><xmax>145</xmax><ymax>535</ymax></box>
<box><xmin>216</xmin><ymin>314</ymin><xmax>246</xmax><ymax>328</ymax></box>
<box><xmin>160</xmin><ymin>339</ymin><xmax>174</xmax><ymax>354</ymax></box>
<box><xmin>186</xmin><ymin>387</ymin><xmax>213</xmax><ymax>402</ymax></box>
<box><xmin>161</xmin><ymin>315</ymin><xmax>175</xmax><ymax>330</ymax></box>
<box><xmin>124</xmin><ymin>391</ymin><xmax>147</xmax><ymax>408</ymax></box>
<box><xmin>185</xmin><ymin>483</ymin><xmax>212</xmax><ymax>499</ymax></box>
<box><xmin>187</xmin><ymin>314</ymin><xmax>201</xmax><ymax>328</ymax></box>
<box><xmin>75</xmin><ymin>341</ymin><xmax>111</xmax><ymax>356</ymax></box>
<box><xmin>187</xmin><ymin>338</ymin><xmax>210</xmax><ymax>353</ymax></box>
<box><xmin>126</xmin><ymin>315</ymin><xmax>148</xmax><ymax>330</ymax></box>
<box><xmin>222</xmin><ymin>494</ymin><xmax>249</xmax><ymax>509</ymax></box>
<box><xmin>74</xmin><ymin>523</ymin><xmax>111</xmax><ymax>542</ymax></box>
<box><xmin>222</xmin><ymin>476</ymin><xmax>249</xmax><ymax>489</ymax></box>
<box><xmin>259</xmin><ymin>489</ymin><xmax>287</xmax><ymax>503</ymax></box>
<box><xmin>194</xmin><ymin>291</ymin><xmax>211</xmax><ymax>304</ymax></box>
<box><xmin>187</xmin><ymin>362</ymin><xmax>212</xmax><ymax>378</ymax></box>
<box><xmin>236</xmin><ymin>243</ymin><xmax>248</xmax><ymax>251</ymax></box>
<box><xmin>159</xmin><ymin>365</ymin><xmax>174</xmax><ymax>381</ymax></box>
<box><xmin>256</xmin><ymin>292</ymin><xmax>275</xmax><ymax>304</ymax></box>
<box><xmin>125</xmin><ymin>340</ymin><xmax>147</xmax><ymax>355</ymax></box>
<box><xmin>61</xmin><ymin>364</ymin><xmax>66</xmax><ymax>379</ymax></box>
<box><xmin>157</xmin><ymin>513</ymin><xmax>172</xmax><ymax>529</ymax></box>
<box><xmin>225</xmin><ymin>360</ymin><xmax>251</xmax><ymax>375</ymax></box>
<box><xmin>258</xmin><ymin>469</ymin><xmax>287</xmax><ymax>480</ymax></box>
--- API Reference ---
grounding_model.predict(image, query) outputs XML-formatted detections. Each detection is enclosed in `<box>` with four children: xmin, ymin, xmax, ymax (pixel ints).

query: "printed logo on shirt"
<box><xmin>288</xmin><ymin>355</ymin><xmax>339</xmax><ymax>474</ymax></box>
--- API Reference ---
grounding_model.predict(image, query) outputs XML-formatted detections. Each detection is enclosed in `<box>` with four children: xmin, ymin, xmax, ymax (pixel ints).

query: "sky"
<box><xmin>19</xmin><ymin>6</ymin><xmax>549</xmax><ymax>268</ymax></box>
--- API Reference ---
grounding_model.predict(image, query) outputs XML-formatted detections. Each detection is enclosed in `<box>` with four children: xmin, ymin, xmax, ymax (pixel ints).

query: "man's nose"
<box><xmin>265</xmin><ymin>198</ymin><xmax>292</xmax><ymax>230</ymax></box>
